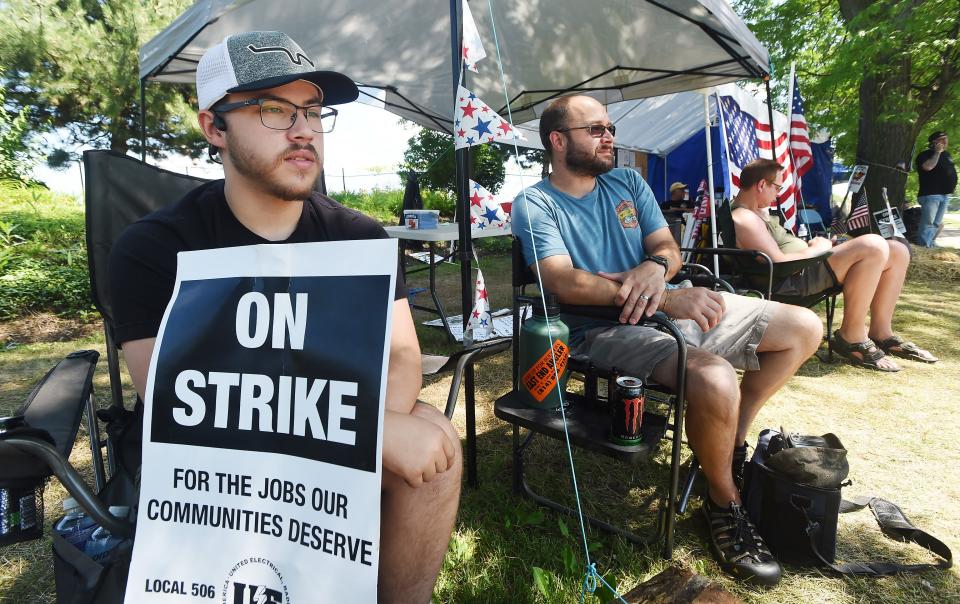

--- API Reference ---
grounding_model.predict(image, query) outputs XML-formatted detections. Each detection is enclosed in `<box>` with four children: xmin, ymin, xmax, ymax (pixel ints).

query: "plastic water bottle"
<box><xmin>52</xmin><ymin>497</ymin><xmax>98</xmax><ymax>550</ymax></box>
<box><xmin>84</xmin><ymin>506</ymin><xmax>130</xmax><ymax>562</ymax></box>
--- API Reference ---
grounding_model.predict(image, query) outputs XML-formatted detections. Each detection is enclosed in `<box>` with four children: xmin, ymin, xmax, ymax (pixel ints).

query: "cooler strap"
<box><xmin>796</xmin><ymin>495</ymin><xmax>953</xmax><ymax>575</ymax></box>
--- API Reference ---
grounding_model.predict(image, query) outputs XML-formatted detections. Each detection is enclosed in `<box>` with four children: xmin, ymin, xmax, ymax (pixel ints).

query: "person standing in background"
<box><xmin>914</xmin><ymin>131</ymin><xmax>956</xmax><ymax>247</ymax></box>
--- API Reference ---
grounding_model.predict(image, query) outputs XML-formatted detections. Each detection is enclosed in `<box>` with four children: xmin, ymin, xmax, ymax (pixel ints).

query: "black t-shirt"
<box><xmin>915</xmin><ymin>149</ymin><xmax>957</xmax><ymax>196</ymax></box>
<box><xmin>109</xmin><ymin>180</ymin><xmax>407</xmax><ymax>345</ymax></box>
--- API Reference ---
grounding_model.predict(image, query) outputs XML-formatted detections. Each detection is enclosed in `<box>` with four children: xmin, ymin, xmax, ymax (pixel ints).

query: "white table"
<box><xmin>383</xmin><ymin>222</ymin><xmax>511</xmax><ymax>241</ymax></box>
<box><xmin>385</xmin><ymin>223</ymin><xmax>511</xmax><ymax>340</ymax></box>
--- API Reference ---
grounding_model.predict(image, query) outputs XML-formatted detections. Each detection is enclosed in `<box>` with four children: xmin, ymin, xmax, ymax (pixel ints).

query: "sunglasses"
<box><xmin>556</xmin><ymin>124</ymin><xmax>616</xmax><ymax>138</ymax></box>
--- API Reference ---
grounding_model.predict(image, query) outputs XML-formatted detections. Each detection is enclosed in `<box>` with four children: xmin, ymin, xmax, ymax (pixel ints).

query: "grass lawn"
<box><xmin>2</xmin><ymin>235</ymin><xmax>959</xmax><ymax>602</ymax></box>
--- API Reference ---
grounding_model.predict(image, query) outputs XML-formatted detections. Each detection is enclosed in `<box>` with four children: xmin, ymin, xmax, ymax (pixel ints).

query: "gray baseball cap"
<box><xmin>196</xmin><ymin>31</ymin><xmax>359</xmax><ymax>110</ymax></box>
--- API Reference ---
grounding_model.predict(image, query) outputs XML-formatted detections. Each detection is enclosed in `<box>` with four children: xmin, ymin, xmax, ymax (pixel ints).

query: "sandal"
<box><xmin>874</xmin><ymin>335</ymin><xmax>939</xmax><ymax>363</ymax></box>
<box><xmin>703</xmin><ymin>499</ymin><xmax>782</xmax><ymax>586</ymax></box>
<box><xmin>832</xmin><ymin>330</ymin><xmax>900</xmax><ymax>372</ymax></box>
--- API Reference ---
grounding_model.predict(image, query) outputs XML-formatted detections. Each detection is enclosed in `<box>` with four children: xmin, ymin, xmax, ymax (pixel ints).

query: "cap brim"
<box><xmin>228</xmin><ymin>70</ymin><xmax>359</xmax><ymax>106</ymax></box>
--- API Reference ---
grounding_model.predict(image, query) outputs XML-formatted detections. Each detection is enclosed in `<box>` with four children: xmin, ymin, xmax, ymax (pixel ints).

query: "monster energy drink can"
<box><xmin>610</xmin><ymin>376</ymin><xmax>644</xmax><ymax>445</ymax></box>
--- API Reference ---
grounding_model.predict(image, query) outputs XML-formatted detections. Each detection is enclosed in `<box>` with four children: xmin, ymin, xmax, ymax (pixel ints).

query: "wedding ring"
<box><xmin>639</xmin><ymin>294</ymin><xmax>650</xmax><ymax>301</ymax></box>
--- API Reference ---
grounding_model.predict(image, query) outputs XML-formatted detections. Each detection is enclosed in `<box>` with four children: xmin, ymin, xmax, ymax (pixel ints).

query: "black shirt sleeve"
<box><xmin>108</xmin><ymin>219</ymin><xmax>182</xmax><ymax>345</ymax></box>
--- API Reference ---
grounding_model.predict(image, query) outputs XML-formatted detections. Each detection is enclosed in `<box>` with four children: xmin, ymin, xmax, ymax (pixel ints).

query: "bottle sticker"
<box><xmin>522</xmin><ymin>340</ymin><xmax>569</xmax><ymax>402</ymax></box>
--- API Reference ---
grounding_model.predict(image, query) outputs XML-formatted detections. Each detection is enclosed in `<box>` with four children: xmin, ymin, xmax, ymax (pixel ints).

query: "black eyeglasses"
<box><xmin>212</xmin><ymin>98</ymin><xmax>338</xmax><ymax>133</ymax></box>
<box><xmin>766</xmin><ymin>180</ymin><xmax>784</xmax><ymax>193</ymax></box>
<box><xmin>556</xmin><ymin>124</ymin><xmax>616</xmax><ymax>138</ymax></box>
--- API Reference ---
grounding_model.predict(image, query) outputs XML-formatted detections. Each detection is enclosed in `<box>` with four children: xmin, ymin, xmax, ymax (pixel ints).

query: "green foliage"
<box><xmin>330</xmin><ymin>187</ymin><xmax>456</xmax><ymax>222</ymax></box>
<box><xmin>734</xmin><ymin>0</ymin><xmax>960</xmax><ymax>203</ymax></box>
<box><xmin>401</xmin><ymin>128</ymin><xmax>509</xmax><ymax>194</ymax></box>
<box><xmin>0</xmin><ymin>184</ymin><xmax>93</xmax><ymax>319</ymax></box>
<box><xmin>0</xmin><ymin>0</ymin><xmax>205</xmax><ymax>162</ymax></box>
<box><xmin>0</xmin><ymin>89</ymin><xmax>41</xmax><ymax>185</ymax></box>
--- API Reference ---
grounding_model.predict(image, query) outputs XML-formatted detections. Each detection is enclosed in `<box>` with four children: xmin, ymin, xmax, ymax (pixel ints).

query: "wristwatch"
<box><xmin>643</xmin><ymin>254</ymin><xmax>670</xmax><ymax>275</ymax></box>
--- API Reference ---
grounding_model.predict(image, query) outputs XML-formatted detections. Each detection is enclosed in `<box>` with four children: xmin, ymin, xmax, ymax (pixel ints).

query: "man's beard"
<box><xmin>228</xmin><ymin>140</ymin><xmax>320</xmax><ymax>201</ymax></box>
<box><xmin>563</xmin><ymin>139</ymin><xmax>614</xmax><ymax>177</ymax></box>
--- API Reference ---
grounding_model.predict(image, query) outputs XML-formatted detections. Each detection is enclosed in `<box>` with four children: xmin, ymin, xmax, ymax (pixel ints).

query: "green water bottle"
<box><xmin>518</xmin><ymin>298</ymin><xmax>570</xmax><ymax>409</ymax></box>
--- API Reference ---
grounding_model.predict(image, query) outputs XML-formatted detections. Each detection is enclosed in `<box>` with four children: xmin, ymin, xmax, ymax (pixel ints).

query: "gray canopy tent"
<box><xmin>139</xmin><ymin>0</ymin><xmax>770</xmax><ymax>485</ymax></box>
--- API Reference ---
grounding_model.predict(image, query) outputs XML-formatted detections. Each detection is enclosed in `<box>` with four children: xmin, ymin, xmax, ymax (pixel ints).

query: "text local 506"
<box><xmin>166</xmin><ymin>291</ymin><xmax>359</xmax><ymax>445</ymax></box>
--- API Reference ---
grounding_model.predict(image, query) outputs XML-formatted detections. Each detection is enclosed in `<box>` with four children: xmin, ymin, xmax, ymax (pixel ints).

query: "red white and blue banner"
<box><xmin>464</xmin><ymin>268</ymin><xmax>491</xmax><ymax>341</ymax></box>
<box><xmin>717</xmin><ymin>84</ymin><xmax>799</xmax><ymax>232</ymax></box>
<box><xmin>454</xmin><ymin>85</ymin><xmax>523</xmax><ymax>149</ymax></box>
<box><xmin>468</xmin><ymin>179</ymin><xmax>510</xmax><ymax>231</ymax></box>
<box><xmin>461</xmin><ymin>0</ymin><xmax>487</xmax><ymax>73</ymax></box>
<box><xmin>125</xmin><ymin>240</ymin><xmax>397</xmax><ymax>603</ymax></box>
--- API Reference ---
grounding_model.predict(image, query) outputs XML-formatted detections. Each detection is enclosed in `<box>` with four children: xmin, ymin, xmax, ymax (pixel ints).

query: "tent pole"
<box><xmin>140</xmin><ymin>80</ymin><xmax>147</xmax><ymax>162</ymax></box>
<box><xmin>703</xmin><ymin>92</ymin><xmax>719</xmax><ymax>276</ymax></box>
<box><xmin>450</xmin><ymin>0</ymin><xmax>478</xmax><ymax>488</ymax></box>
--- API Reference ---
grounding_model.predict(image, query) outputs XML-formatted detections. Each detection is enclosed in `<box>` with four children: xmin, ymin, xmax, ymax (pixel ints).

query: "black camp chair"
<box><xmin>492</xmin><ymin>239</ymin><xmax>726</xmax><ymax>558</ymax></box>
<box><xmin>687</xmin><ymin>199</ymin><xmax>841</xmax><ymax>360</ymax></box>
<box><xmin>0</xmin><ymin>349</ymin><xmax>139</xmax><ymax>604</ymax></box>
<box><xmin>84</xmin><ymin>150</ymin><xmax>210</xmax><ymax>413</ymax></box>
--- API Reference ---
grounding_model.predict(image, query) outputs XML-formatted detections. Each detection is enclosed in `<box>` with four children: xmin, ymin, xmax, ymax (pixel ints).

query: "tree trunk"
<box><xmin>854</xmin><ymin>72</ymin><xmax>919</xmax><ymax>214</ymax></box>
<box><xmin>110</xmin><ymin>136</ymin><xmax>129</xmax><ymax>156</ymax></box>
<box><xmin>840</xmin><ymin>0</ymin><xmax>915</xmax><ymax>218</ymax></box>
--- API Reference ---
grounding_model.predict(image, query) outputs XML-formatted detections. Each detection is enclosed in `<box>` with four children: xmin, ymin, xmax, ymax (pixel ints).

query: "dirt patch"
<box><xmin>0</xmin><ymin>313</ymin><xmax>99</xmax><ymax>347</ymax></box>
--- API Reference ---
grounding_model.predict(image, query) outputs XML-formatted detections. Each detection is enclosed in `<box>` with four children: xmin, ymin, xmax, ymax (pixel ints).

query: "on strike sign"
<box><xmin>125</xmin><ymin>239</ymin><xmax>397</xmax><ymax>603</ymax></box>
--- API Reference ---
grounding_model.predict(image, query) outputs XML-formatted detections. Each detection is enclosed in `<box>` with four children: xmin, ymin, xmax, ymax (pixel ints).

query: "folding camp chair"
<box><xmin>690</xmin><ymin>199</ymin><xmax>841</xmax><ymax>361</ymax></box>
<box><xmin>84</xmin><ymin>150</ymin><xmax>210</xmax><ymax>416</ymax></box>
<box><xmin>491</xmin><ymin>240</ymin><xmax>713</xmax><ymax>558</ymax></box>
<box><xmin>0</xmin><ymin>350</ymin><xmax>139</xmax><ymax>604</ymax></box>
<box><xmin>798</xmin><ymin>208</ymin><xmax>828</xmax><ymax>238</ymax></box>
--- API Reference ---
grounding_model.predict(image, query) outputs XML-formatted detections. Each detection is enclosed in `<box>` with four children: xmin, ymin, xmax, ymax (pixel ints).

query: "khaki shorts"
<box><xmin>575</xmin><ymin>292</ymin><xmax>779</xmax><ymax>379</ymax></box>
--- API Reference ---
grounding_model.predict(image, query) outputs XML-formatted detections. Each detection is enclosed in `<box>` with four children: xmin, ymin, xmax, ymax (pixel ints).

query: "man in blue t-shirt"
<box><xmin>513</xmin><ymin>95</ymin><xmax>824</xmax><ymax>586</ymax></box>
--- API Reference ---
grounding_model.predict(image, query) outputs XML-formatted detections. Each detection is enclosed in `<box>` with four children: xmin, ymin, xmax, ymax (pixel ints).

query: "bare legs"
<box><xmin>379</xmin><ymin>403</ymin><xmax>462</xmax><ymax>604</ymax></box>
<box><xmin>650</xmin><ymin>305</ymin><xmax>821</xmax><ymax>505</ymax></box>
<box><xmin>826</xmin><ymin>235</ymin><xmax>910</xmax><ymax>369</ymax></box>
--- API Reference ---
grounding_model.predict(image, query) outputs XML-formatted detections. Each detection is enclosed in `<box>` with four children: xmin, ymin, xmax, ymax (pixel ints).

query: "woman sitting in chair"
<box><xmin>731</xmin><ymin>158</ymin><xmax>937</xmax><ymax>372</ymax></box>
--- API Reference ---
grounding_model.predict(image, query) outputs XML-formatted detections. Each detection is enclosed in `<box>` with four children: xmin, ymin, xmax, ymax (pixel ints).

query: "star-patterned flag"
<box><xmin>790</xmin><ymin>75</ymin><xmax>814</xmax><ymax>180</ymax></box>
<box><xmin>465</xmin><ymin>269</ymin><xmax>491</xmax><ymax>340</ymax></box>
<box><xmin>846</xmin><ymin>190</ymin><xmax>871</xmax><ymax>231</ymax></box>
<box><xmin>718</xmin><ymin>87</ymin><xmax>799</xmax><ymax>232</ymax></box>
<box><xmin>468</xmin><ymin>179</ymin><xmax>509</xmax><ymax>231</ymax></box>
<box><xmin>461</xmin><ymin>0</ymin><xmax>487</xmax><ymax>73</ymax></box>
<box><xmin>454</xmin><ymin>85</ymin><xmax>523</xmax><ymax>149</ymax></box>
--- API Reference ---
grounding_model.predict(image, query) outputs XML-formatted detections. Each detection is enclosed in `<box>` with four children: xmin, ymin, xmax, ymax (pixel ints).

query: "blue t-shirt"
<box><xmin>512</xmin><ymin>168</ymin><xmax>667</xmax><ymax>272</ymax></box>
<box><xmin>512</xmin><ymin>168</ymin><xmax>668</xmax><ymax>341</ymax></box>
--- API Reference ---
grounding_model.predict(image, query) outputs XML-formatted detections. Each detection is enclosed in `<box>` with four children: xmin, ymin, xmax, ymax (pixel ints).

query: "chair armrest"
<box><xmin>2</xmin><ymin>436</ymin><xmax>133</xmax><ymax>538</ymax></box>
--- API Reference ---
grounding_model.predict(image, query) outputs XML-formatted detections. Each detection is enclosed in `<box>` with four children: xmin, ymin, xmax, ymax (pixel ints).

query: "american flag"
<box><xmin>830</xmin><ymin>206</ymin><xmax>848</xmax><ymax>235</ymax></box>
<box><xmin>718</xmin><ymin>88</ymin><xmax>798</xmax><ymax>232</ymax></box>
<box><xmin>790</xmin><ymin>75</ymin><xmax>813</xmax><ymax>180</ymax></box>
<box><xmin>846</xmin><ymin>190</ymin><xmax>871</xmax><ymax>231</ymax></box>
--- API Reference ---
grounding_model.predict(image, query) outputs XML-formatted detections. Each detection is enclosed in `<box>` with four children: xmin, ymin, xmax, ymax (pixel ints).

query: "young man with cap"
<box><xmin>513</xmin><ymin>95</ymin><xmax>825</xmax><ymax>586</ymax></box>
<box><xmin>109</xmin><ymin>31</ymin><xmax>459</xmax><ymax>603</ymax></box>
<box><xmin>731</xmin><ymin>158</ymin><xmax>938</xmax><ymax>371</ymax></box>
<box><xmin>915</xmin><ymin>131</ymin><xmax>956</xmax><ymax>247</ymax></box>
